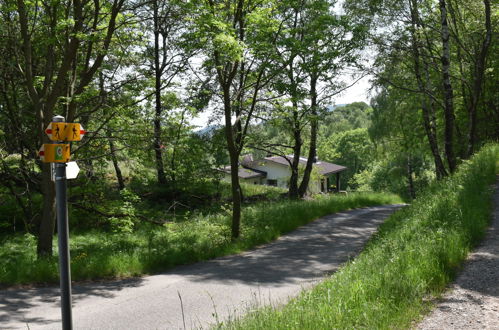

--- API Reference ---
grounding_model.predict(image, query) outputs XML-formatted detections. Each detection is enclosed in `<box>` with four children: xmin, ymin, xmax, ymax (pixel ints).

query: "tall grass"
<box><xmin>222</xmin><ymin>143</ymin><xmax>499</xmax><ymax>329</ymax></box>
<box><xmin>0</xmin><ymin>191</ymin><xmax>401</xmax><ymax>286</ymax></box>
<box><xmin>224</xmin><ymin>181</ymin><xmax>287</xmax><ymax>200</ymax></box>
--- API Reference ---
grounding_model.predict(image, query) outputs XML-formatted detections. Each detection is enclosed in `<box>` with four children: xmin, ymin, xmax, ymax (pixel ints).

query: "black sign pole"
<box><xmin>53</xmin><ymin>115</ymin><xmax>73</xmax><ymax>330</ymax></box>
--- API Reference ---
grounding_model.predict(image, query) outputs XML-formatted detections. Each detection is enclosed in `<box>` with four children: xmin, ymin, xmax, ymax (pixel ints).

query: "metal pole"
<box><xmin>53</xmin><ymin>116</ymin><xmax>73</xmax><ymax>330</ymax></box>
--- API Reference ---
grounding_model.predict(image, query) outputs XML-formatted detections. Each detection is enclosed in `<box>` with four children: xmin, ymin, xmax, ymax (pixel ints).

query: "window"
<box><xmin>267</xmin><ymin>179</ymin><xmax>277</xmax><ymax>186</ymax></box>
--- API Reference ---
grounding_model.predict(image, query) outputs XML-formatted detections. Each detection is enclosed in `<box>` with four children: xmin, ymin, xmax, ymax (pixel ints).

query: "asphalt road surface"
<box><xmin>1</xmin><ymin>204</ymin><xmax>404</xmax><ymax>330</ymax></box>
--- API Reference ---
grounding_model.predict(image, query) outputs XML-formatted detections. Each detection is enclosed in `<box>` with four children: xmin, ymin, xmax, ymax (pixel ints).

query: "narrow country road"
<box><xmin>0</xmin><ymin>205</ymin><xmax>404</xmax><ymax>330</ymax></box>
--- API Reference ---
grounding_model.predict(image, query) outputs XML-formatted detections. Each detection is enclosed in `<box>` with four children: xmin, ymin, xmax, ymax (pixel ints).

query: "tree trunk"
<box><xmin>288</xmin><ymin>107</ymin><xmax>301</xmax><ymax>199</ymax></box>
<box><xmin>421</xmin><ymin>103</ymin><xmax>448</xmax><ymax>179</ymax></box>
<box><xmin>410</xmin><ymin>0</ymin><xmax>448</xmax><ymax>179</ymax></box>
<box><xmin>406</xmin><ymin>155</ymin><xmax>416</xmax><ymax>200</ymax></box>
<box><xmin>287</xmin><ymin>14</ymin><xmax>302</xmax><ymax>200</ymax></box>
<box><xmin>228</xmin><ymin>150</ymin><xmax>241</xmax><ymax>240</ymax></box>
<box><xmin>439</xmin><ymin>0</ymin><xmax>456</xmax><ymax>173</ymax></box>
<box><xmin>223</xmin><ymin>88</ymin><xmax>242</xmax><ymax>239</ymax></box>
<box><xmin>108</xmin><ymin>131</ymin><xmax>125</xmax><ymax>190</ymax></box>
<box><xmin>37</xmin><ymin>163</ymin><xmax>56</xmax><ymax>257</ymax></box>
<box><xmin>466</xmin><ymin>0</ymin><xmax>492</xmax><ymax>157</ymax></box>
<box><xmin>448</xmin><ymin>0</ymin><xmax>469</xmax><ymax>158</ymax></box>
<box><xmin>298</xmin><ymin>75</ymin><xmax>318</xmax><ymax>198</ymax></box>
<box><xmin>153</xmin><ymin>0</ymin><xmax>167</xmax><ymax>184</ymax></box>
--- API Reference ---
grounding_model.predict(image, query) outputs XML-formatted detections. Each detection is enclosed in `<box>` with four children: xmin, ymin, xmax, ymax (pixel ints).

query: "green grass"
<box><xmin>0</xmin><ymin>191</ymin><xmax>401</xmax><ymax>286</ymax></box>
<box><xmin>220</xmin><ymin>143</ymin><xmax>499</xmax><ymax>329</ymax></box>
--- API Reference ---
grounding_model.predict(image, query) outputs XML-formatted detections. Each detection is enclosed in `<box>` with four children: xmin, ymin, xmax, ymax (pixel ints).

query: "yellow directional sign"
<box><xmin>45</xmin><ymin>122</ymin><xmax>86</xmax><ymax>142</ymax></box>
<box><xmin>39</xmin><ymin>144</ymin><xmax>71</xmax><ymax>163</ymax></box>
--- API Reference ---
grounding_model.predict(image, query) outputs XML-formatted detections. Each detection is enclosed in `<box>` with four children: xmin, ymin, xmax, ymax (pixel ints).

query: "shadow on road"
<box><xmin>167</xmin><ymin>206</ymin><xmax>403</xmax><ymax>285</ymax></box>
<box><xmin>0</xmin><ymin>277</ymin><xmax>145</xmax><ymax>326</ymax></box>
<box><xmin>0</xmin><ymin>205</ymin><xmax>404</xmax><ymax>328</ymax></box>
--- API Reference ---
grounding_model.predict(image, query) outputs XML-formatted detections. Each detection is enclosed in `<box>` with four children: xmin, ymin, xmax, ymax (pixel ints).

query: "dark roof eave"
<box><xmin>217</xmin><ymin>166</ymin><xmax>267</xmax><ymax>179</ymax></box>
<box><xmin>241</xmin><ymin>165</ymin><xmax>267</xmax><ymax>175</ymax></box>
<box><xmin>264</xmin><ymin>158</ymin><xmax>292</xmax><ymax>167</ymax></box>
<box><xmin>321</xmin><ymin>167</ymin><xmax>347</xmax><ymax>175</ymax></box>
<box><xmin>242</xmin><ymin>173</ymin><xmax>266</xmax><ymax>179</ymax></box>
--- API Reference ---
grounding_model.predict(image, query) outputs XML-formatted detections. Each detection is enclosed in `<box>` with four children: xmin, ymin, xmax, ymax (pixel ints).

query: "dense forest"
<box><xmin>0</xmin><ymin>0</ymin><xmax>497</xmax><ymax>260</ymax></box>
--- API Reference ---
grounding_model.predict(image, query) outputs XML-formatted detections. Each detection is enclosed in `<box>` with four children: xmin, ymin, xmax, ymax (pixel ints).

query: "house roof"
<box><xmin>219</xmin><ymin>165</ymin><xmax>267</xmax><ymax>179</ymax></box>
<box><xmin>264</xmin><ymin>155</ymin><xmax>347</xmax><ymax>175</ymax></box>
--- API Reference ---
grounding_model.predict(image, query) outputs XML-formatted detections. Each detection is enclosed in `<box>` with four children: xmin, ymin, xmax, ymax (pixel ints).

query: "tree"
<box><xmin>189</xmin><ymin>0</ymin><xmax>279</xmax><ymax>239</ymax></box>
<box><xmin>369</xmin><ymin>88</ymin><xmax>430</xmax><ymax>199</ymax></box>
<box><xmin>349</xmin><ymin>0</ymin><xmax>450</xmax><ymax>178</ymax></box>
<box><xmin>12</xmin><ymin>0</ymin><xmax>128</xmax><ymax>256</ymax></box>
<box><xmin>321</xmin><ymin>102</ymin><xmax>372</xmax><ymax>136</ymax></box>
<box><xmin>318</xmin><ymin>128</ymin><xmax>373</xmax><ymax>189</ymax></box>
<box><xmin>438</xmin><ymin>0</ymin><xmax>457</xmax><ymax>173</ymax></box>
<box><xmin>350</xmin><ymin>0</ymin><xmax>497</xmax><ymax>180</ymax></box>
<box><xmin>258</xmin><ymin>0</ymin><xmax>367</xmax><ymax>198</ymax></box>
<box><xmin>407</xmin><ymin>0</ymin><xmax>449</xmax><ymax>178</ymax></box>
<box><xmin>144</xmin><ymin>0</ymin><xmax>190</xmax><ymax>184</ymax></box>
<box><xmin>445</xmin><ymin>0</ymin><xmax>493</xmax><ymax>157</ymax></box>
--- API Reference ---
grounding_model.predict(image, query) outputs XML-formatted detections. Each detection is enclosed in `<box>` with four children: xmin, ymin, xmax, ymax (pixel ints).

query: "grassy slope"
<box><xmin>223</xmin><ymin>143</ymin><xmax>499</xmax><ymax>329</ymax></box>
<box><xmin>0</xmin><ymin>190</ymin><xmax>401</xmax><ymax>286</ymax></box>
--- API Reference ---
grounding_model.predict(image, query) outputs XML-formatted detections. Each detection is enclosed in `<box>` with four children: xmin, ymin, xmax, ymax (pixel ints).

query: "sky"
<box><xmin>333</xmin><ymin>74</ymin><xmax>372</xmax><ymax>105</ymax></box>
<box><xmin>190</xmin><ymin>74</ymin><xmax>373</xmax><ymax>128</ymax></box>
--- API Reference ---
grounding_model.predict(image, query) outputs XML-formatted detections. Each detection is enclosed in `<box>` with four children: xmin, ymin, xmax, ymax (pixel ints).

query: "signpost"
<box><xmin>38</xmin><ymin>144</ymin><xmax>71</xmax><ymax>163</ymax></box>
<box><xmin>39</xmin><ymin>115</ymin><xmax>85</xmax><ymax>330</ymax></box>
<box><xmin>45</xmin><ymin>122</ymin><xmax>86</xmax><ymax>142</ymax></box>
<box><xmin>66</xmin><ymin>162</ymin><xmax>80</xmax><ymax>180</ymax></box>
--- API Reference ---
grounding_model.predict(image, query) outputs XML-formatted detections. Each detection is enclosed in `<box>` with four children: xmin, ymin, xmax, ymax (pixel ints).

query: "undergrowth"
<box><xmin>0</xmin><ymin>191</ymin><xmax>401</xmax><ymax>286</ymax></box>
<box><xmin>221</xmin><ymin>143</ymin><xmax>499</xmax><ymax>329</ymax></box>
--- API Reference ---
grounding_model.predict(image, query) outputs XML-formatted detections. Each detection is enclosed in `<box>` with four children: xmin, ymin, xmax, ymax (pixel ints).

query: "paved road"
<box><xmin>0</xmin><ymin>205</ymin><xmax>404</xmax><ymax>330</ymax></box>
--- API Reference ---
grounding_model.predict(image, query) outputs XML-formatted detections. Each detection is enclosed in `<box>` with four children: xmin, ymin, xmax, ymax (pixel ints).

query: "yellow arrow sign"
<box><xmin>45</xmin><ymin>123</ymin><xmax>86</xmax><ymax>142</ymax></box>
<box><xmin>39</xmin><ymin>144</ymin><xmax>71</xmax><ymax>163</ymax></box>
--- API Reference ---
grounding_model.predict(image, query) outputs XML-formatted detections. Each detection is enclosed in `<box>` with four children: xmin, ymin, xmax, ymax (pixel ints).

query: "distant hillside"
<box><xmin>194</xmin><ymin>124</ymin><xmax>221</xmax><ymax>136</ymax></box>
<box><xmin>326</xmin><ymin>104</ymin><xmax>347</xmax><ymax>111</ymax></box>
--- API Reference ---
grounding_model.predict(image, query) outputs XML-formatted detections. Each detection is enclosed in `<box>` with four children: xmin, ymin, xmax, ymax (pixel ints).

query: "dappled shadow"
<box><xmin>166</xmin><ymin>205</ymin><xmax>405</xmax><ymax>286</ymax></box>
<box><xmin>434</xmin><ymin>181</ymin><xmax>499</xmax><ymax>300</ymax></box>
<box><xmin>0</xmin><ymin>276</ymin><xmax>145</xmax><ymax>327</ymax></box>
<box><xmin>418</xmin><ymin>180</ymin><xmax>499</xmax><ymax>330</ymax></box>
<box><xmin>0</xmin><ymin>205</ymin><xmax>404</xmax><ymax>329</ymax></box>
<box><xmin>451</xmin><ymin>251</ymin><xmax>499</xmax><ymax>298</ymax></box>
<box><xmin>433</xmin><ymin>293</ymin><xmax>485</xmax><ymax>311</ymax></box>
<box><xmin>442</xmin><ymin>181</ymin><xmax>499</xmax><ymax>299</ymax></box>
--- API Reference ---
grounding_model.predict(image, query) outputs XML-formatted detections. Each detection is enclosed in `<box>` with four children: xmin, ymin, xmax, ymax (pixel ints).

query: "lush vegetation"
<box><xmin>221</xmin><ymin>143</ymin><xmax>498</xmax><ymax>329</ymax></box>
<box><xmin>0</xmin><ymin>2</ymin><xmax>497</xmax><ymax>328</ymax></box>
<box><xmin>0</xmin><ymin>190</ymin><xmax>401</xmax><ymax>286</ymax></box>
<box><xmin>1</xmin><ymin>0</ymin><xmax>496</xmax><ymax>257</ymax></box>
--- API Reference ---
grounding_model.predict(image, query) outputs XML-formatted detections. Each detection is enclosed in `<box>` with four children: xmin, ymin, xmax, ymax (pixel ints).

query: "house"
<box><xmin>219</xmin><ymin>155</ymin><xmax>347</xmax><ymax>193</ymax></box>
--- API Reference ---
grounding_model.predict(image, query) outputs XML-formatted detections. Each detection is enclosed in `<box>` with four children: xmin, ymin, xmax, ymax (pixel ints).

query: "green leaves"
<box><xmin>213</xmin><ymin>33</ymin><xmax>245</xmax><ymax>61</ymax></box>
<box><xmin>318</xmin><ymin>128</ymin><xmax>374</xmax><ymax>189</ymax></box>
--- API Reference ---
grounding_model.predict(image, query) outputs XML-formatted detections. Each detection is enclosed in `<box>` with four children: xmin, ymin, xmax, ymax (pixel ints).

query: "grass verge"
<box><xmin>0</xmin><ymin>191</ymin><xmax>401</xmax><ymax>286</ymax></box>
<box><xmin>220</xmin><ymin>143</ymin><xmax>499</xmax><ymax>329</ymax></box>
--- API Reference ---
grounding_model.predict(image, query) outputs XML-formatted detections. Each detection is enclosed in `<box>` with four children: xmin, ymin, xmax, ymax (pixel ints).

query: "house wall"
<box><xmin>252</xmin><ymin>161</ymin><xmax>326</xmax><ymax>193</ymax></box>
<box><xmin>222</xmin><ymin>161</ymin><xmax>338</xmax><ymax>194</ymax></box>
<box><xmin>245</xmin><ymin>177</ymin><xmax>265</xmax><ymax>185</ymax></box>
<box><xmin>252</xmin><ymin>161</ymin><xmax>332</xmax><ymax>193</ymax></box>
<box><xmin>222</xmin><ymin>173</ymin><xmax>264</xmax><ymax>185</ymax></box>
<box><xmin>251</xmin><ymin>161</ymin><xmax>290</xmax><ymax>188</ymax></box>
<box><xmin>309</xmin><ymin>178</ymin><xmax>321</xmax><ymax>194</ymax></box>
